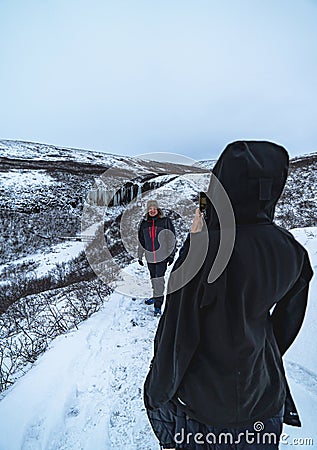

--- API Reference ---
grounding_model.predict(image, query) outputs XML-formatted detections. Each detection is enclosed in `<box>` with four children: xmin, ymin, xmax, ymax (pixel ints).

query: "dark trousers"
<box><xmin>147</xmin><ymin>261</ymin><xmax>168</xmax><ymax>309</ymax></box>
<box><xmin>147</xmin><ymin>401</ymin><xmax>284</xmax><ymax>450</ymax></box>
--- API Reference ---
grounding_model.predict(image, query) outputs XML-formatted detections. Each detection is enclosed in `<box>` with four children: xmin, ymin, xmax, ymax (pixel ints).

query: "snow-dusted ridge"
<box><xmin>0</xmin><ymin>139</ymin><xmax>125</xmax><ymax>164</ymax></box>
<box><xmin>0</xmin><ymin>139</ymin><xmax>210</xmax><ymax>176</ymax></box>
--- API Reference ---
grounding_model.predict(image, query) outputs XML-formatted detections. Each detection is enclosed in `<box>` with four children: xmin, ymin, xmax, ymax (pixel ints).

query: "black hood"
<box><xmin>207</xmin><ymin>140</ymin><xmax>289</xmax><ymax>226</ymax></box>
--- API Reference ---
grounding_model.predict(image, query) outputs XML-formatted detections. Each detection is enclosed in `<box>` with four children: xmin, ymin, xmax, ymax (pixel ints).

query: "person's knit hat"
<box><xmin>146</xmin><ymin>200</ymin><xmax>159</xmax><ymax>211</ymax></box>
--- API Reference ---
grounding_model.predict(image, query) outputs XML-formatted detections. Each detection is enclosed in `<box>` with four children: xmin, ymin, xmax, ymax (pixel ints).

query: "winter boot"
<box><xmin>145</xmin><ymin>298</ymin><xmax>155</xmax><ymax>305</ymax></box>
<box><xmin>154</xmin><ymin>307</ymin><xmax>162</xmax><ymax>317</ymax></box>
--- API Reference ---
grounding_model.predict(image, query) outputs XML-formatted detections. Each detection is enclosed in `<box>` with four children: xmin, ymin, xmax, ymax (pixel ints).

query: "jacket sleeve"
<box><xmin>137</xmin><ymin>221</ymin><xmax>145</xmax><ymax>260</ymax></box>
<box><xmin>271</xmin><ymin>250</ymin><xmax>313</xmax><ymax>356</ymax></box>
<box><xmin>144</xmin><ymin>230</ymin><xmax>210</xmax><ymax>410</ymax></box>
<box><xmin>144</xmin><ymin>285</ymin><xmax>201</xmax><ymax>410</ymax></box>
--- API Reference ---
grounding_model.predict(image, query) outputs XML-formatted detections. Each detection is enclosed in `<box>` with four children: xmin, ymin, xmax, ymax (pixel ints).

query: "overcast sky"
<box><xmin>1</xmin><ymin>0</ymin><xmax>317</xmax><ymax>160</ymax></box>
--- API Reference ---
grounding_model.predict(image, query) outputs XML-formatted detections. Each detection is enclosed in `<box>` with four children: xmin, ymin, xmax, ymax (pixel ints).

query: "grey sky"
<box><xmin>1</xmin><ymin>0</ymin><xmax>317</xmax><ymax>160</ymax></box>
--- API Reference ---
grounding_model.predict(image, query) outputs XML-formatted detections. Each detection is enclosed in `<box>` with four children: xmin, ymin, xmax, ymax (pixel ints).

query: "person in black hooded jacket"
<box><xmin>143</xmin><ymin>141</ymin><xmax>314</xmax><ymax>449</ymax></box>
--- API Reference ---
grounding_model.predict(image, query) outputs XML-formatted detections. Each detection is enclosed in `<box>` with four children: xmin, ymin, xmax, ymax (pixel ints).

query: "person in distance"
<box><xmin>138</xmin><ymin>199</ymin><xmax>176</xmax><ymax>317</ymax></box>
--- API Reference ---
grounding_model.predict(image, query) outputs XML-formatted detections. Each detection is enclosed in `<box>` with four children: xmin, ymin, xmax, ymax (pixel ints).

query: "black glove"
<box><xmin>138</xmin><ymin>259</ymin><xmax>144</xmax><ymax>266</ymax></box>
<box><xmin>167</xmin><ymin>257</ymin><xmax>174</xmax><ymax>266</ymax></box>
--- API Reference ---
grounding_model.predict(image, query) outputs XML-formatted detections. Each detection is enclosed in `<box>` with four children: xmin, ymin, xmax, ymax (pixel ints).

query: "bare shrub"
<box><xmin>0</xmin><ymin>278</ymin><xmax>112</xmax><ymax>392</ymax></box>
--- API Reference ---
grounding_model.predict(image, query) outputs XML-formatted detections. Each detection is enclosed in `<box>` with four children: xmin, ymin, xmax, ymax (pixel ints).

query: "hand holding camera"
<box><xmin>191</xmin><ymin>208</ymin><xmax>204</xmax><ymax>233</ymax></box>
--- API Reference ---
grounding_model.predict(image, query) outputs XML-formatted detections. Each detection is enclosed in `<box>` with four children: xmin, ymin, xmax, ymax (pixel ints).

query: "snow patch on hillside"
<box><xmin>0</xmin><ymin>170</ymin><xmax>56</xmax><ymax>188</ymax></box>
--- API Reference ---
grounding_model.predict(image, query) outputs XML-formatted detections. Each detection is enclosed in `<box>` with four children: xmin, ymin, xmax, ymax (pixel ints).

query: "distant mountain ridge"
<box><xmin>1</xmin><ymin>139</ymin><xmax>316</xmax><ymax>230</ymax></box>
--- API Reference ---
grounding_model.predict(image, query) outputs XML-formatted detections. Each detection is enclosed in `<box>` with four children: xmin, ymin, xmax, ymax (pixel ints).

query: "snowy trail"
<box><xmin>285</xmin><ymin>360</ymin><xmax>317</xmax><ymax>399</ymax></box>
<box><xmin>1</xmin><ymin>295</ymin><xmax>317</xmax><ymax>450</ymax></box>
<box><xmin>0</xmin><ymin>227</ymin><xmax>316</xmax><ymax>449</ymax></box>
<box><xmin>0</xmin><ymin>293</ymin><xmax>158</xmax><ymax>450</ymax></box>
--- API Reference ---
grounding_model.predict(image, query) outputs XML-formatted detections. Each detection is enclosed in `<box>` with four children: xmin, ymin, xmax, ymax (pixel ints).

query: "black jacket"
<box><xmin>138</xmin><ymin>213</ymin><xmax>176</xmax><ymax>264</ymax></box>
<box><xmin>144</xmin><ymin>141</ymin><xmax>314</xmax><ymax>427</ymax></box>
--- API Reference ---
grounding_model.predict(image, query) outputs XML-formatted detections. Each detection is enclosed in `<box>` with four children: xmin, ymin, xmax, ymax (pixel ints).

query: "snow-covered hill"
<box><xmin>0</xmin><ymin>139</ymin><xmax>210</xmax><ymax>312</ymax></box>
<box><xmin>0</xmin><ymin>228</ymin><xmax>316</xmax><ymax>450</ymax></box>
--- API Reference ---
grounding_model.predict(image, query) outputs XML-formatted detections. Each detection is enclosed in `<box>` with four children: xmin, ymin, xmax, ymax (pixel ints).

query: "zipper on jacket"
<box><xmin>148</xmin><ymin>219</ymin><xmax>157</xmax><ymax>263</ymax></box>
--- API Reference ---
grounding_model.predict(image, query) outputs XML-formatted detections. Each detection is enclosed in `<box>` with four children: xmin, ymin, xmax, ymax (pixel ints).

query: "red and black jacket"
<box><xmin>138</xmin><ymin>214</ymin><xmax>176</xmax><ymax>264</ymax></box>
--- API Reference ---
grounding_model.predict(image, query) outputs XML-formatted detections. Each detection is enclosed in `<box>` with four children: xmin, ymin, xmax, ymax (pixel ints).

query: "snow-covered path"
<box><xmin>0</xmin><ymin>293</ymin><xmax>158</xmax><ymax>450</ymax></box>
<box><xmin>0</xmin><ymin>228</ymin><xmax>316</xmax><ymax>450</ymax></box>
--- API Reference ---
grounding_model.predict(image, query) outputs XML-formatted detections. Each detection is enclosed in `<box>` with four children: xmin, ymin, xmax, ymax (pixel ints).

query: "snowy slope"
<box><xmin>0</xmin><ymin>229</ymin><xmax>316</xmax><ymax>450</ymax></box>
<box><xmin>0</xmin><ymin>139</ymin><xmax>209</xmax><ymax>177</ymax></box>
<box><xmin>0</xmin><ymin>139</ymin><xmax>141</xmax><ymax>169</ymax></box>
<box><xmin>0</xmin><ymin>240</ymin><xmax>86</xmax><ymax>280</ymax></box>
<box><xmin>0</xmin><ymin>271</ymin><xmax>159</xmax><ymax>450</ymax></box>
